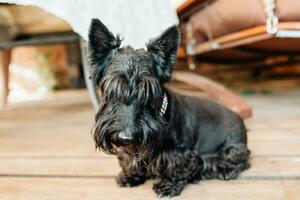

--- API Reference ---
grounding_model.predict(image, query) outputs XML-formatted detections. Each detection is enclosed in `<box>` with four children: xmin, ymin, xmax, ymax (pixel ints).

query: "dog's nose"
<box><xmin>118</xmin><ymin>131</ymin><xmax>135</xmax><ymax>144</ymax></box>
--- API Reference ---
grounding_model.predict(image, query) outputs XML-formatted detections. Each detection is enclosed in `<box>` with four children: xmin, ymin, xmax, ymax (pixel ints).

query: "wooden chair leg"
<box><xmin>0</xmin><ymin>49</ymin><xmax>12</xmax><ymax>110</ymax></box>
<box><xmin>172</xmin><ymin>71</ymin><xmax>252</xmax><ymax>119</ymax></box>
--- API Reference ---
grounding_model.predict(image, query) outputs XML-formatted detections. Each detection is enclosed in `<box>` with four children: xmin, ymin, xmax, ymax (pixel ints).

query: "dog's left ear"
<box><xmin>88</xmin><ymin>19</ymin><xmax>121</xmax><ymax>85</ymax></box>
<box><xmin>147</xmin><ymin>25</ymin><xmax>180</xmax><ymax>83</ymax></box>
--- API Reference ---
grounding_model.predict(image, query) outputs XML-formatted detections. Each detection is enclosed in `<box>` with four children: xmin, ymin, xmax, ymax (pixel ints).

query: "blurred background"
<box><xmin>1</xmin><ymin>0</ymin><xmax>300</xmax><ymax>107</ymax></box>
<box><xmin>0</xmin><ymin>0</ymin><xmax>300</xmax><ymax>199</ymax></box>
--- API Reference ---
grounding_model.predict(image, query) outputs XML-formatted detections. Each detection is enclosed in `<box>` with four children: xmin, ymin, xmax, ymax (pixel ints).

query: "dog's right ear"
<box><xmin>88</xmin><ymin>19</ymin><xmax>121</xmax><ymax>85</ymax></box>
<box><xmin>146</xmin><ymin>25</ymin><xmax>180</xmax><ymax>83</ymax></box>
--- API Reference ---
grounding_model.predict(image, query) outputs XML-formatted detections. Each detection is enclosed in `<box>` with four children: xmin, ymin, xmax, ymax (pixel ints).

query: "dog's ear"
<box><xmin>147</xmin><ymin>25</ymin><xmax>180</xmax><ymax>83</ymax></box>
<box><xmin>88</xmin><ymin>19</ymin><xmax>121</xmax><ymax>85</ymax></box>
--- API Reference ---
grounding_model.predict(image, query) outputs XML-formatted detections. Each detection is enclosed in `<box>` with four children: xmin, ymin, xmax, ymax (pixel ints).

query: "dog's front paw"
<box><xmin>153</xmin><ymin>178</ymin><xmax>186</xmax><ymax>198</ymax></box>
<box><xmin>116</xmin><ymin>172</ymin><xmax>146</xmax><ymax>187</ymax></box>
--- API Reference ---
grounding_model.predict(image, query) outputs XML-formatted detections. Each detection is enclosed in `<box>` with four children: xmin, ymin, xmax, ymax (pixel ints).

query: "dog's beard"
<box><xmin>137</xmin><ymin>112</ymin><xmax>164</xmax><ymax>161</ymax></box>
<box><xmin>93</xmin><ymin>124</ymin><xmax>162</xmax><ymax>161</ymax></box>
<box><xmin>93</xmin><ymin>103</ymin><xmax>165</xmax><ymax>161</ymax></box>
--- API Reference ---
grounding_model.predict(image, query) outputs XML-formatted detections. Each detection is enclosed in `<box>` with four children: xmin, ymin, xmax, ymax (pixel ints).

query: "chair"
<box><xmin>173</xmin><ymin>0</ymin><xmax>300</xmax><ymax>118</ymax></box>
<box><xmin>0</xmin><ymin>4</ymin><xmax>79</xmax><ymax>109</ymax></box>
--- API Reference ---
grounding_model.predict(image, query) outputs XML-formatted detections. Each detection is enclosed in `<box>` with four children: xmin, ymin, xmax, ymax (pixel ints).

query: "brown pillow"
<box><xmin>187</xmin><ymin>0</ymin><xmax>300</xmax><ymax>43</ymax></box>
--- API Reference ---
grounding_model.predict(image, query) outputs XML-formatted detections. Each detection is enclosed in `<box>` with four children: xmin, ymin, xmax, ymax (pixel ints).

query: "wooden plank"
<box><xmin>0</xmin><ymin>157</ymin><xmax>119</xmax><ymax>177</ymax></box>
<box><xmin>248</xmin><ymin>140</ymin><xmax>300</xmax><ymax>156</ymax></box>
<box><xmin>0</xmin><ymin>178</ymin><xmax>299</xmax><ymax>200</ymax></box>
<box><xmin>248</xmin><ymin>129</ymin><xmax>300</xmax><ymax>140</ymax></box>
<box><xmin>0</xmin><ymin>133</ymin><xmax>99</xmax><ymax>157</ymax></box>
<box><xmin>1</xmin><ymin>134</ymin><xmax>299</xmax><ymax>157</ymax></box>
<box><xmin>0</xmin><ymin>126</ymin><xmax>98</xmax><ymax>157</ymax></box>
<box><xmin>246</xmin><ymin>119</ymin><xmax>300</xmax><ymax>131</ymax></box>
<box><xmin>1</xmin><ymin>118</ymin><xmax>300</xmax><ymax>157</ymax></box>
<box><xmin>1</xmin><ymin>157</ymin><xmax>300</xmax><ymax>179</ymax></box>
<box><xmin>1</xmin><ymin>125</ymin><xmax>300</xmax><ymax>157</ymax></box>
<box><xmin>0</xmin><ymin>101</ymin><xmax>93</xmax><ymax>123</ymax></box>
<box><xmin>243</xmin><ymin>157</ymin><xmax>300</xmax><ymax>178</ymax></box>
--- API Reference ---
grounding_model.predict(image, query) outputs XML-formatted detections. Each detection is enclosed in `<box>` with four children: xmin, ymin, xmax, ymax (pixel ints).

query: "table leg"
<box><xmin>0</xmin><ymin>49</ymin><xmax>12</xmax><ymax>110</ymax></box>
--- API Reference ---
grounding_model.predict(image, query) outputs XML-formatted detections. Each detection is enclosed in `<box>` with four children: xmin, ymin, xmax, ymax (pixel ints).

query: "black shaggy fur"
<box><xmin>89</xmin><ymin>19</ymin><xmax>250</xmax><ymax>198</ymax></box>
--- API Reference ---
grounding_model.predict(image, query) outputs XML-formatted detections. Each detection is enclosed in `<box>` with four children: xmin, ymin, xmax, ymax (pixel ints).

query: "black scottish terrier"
<box><xmin>89</xmin><ymin>19</ymin><xmax>250</xmax><ymax>197</ymax></box>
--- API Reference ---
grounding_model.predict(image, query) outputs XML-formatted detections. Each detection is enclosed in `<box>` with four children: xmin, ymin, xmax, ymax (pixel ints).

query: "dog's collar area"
<box><xmin>159</xmin><ymin>93</ymin><xmax>168</xmax><ymax>117</ymax></box>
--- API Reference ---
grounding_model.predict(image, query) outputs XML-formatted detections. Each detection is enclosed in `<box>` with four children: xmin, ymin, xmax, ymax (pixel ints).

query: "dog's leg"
<box><xmin>200</xmin><ymin>144</ymin><xmax>250</xmax><ymax>180</ymax></box>
<box><xmin>116</xmin><ymin>171</ymin><xmax>147</xmax><ymax>187</ymax></box>
<box><xmin>153</xmin><ymin>176</ymin><xmax>187</xmax><ymax>198</ymax></box>
<box><xmin>153</xmin><ymin>150</ymin><xmax>202</xmax><ymax>197</ymax></box>
<box><xmin>116</xmin><ymin>154</ymin><xmax>147</xmax><ymax>187</ymax></box>
<box><xmin>217</xmin><ymin>144</ymin><xmax>250</xmax><ymax>180</ymax></box>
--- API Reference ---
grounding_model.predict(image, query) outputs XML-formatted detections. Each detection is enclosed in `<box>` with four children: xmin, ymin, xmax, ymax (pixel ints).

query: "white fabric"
<box><xmin>1</xmin><ymin>0</ymin><xmax>178</xmax><ymax>48</ymax></box>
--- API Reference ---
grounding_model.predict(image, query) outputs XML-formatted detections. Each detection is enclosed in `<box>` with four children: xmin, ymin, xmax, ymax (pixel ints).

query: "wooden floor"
<box><xmin>1</xmin><ymin>89</ymin><xmax>300</xmax><ymax>200</ymax></box>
